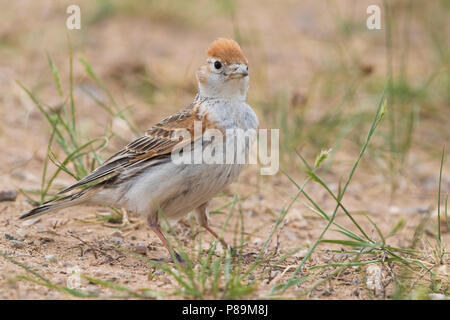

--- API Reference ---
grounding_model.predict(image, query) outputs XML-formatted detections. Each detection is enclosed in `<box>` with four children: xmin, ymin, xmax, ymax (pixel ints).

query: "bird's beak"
<box><xmin>229</xmin><ymin>65</ymin><xmax>249</xmax><ymax>79</ymax></box>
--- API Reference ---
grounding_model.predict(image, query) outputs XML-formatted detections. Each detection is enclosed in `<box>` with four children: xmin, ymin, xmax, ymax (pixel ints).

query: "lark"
<box><xmin>20</xmin><ymin>38</ymin><xmax>258</xmax><ymax>262</ymax></box>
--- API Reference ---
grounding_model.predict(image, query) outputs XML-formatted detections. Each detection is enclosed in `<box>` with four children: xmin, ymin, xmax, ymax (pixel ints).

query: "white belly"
<box><xmin>118</xmin><ymin>161</ymin><xmax>244</xmax><ymax>220</ymax></box>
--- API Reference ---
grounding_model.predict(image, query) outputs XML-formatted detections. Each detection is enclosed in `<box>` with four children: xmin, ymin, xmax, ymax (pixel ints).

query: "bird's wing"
<box><xmin>58</xmin><ymin>105</ymin><xmax>202</xmax><ymax>194</ymax></box>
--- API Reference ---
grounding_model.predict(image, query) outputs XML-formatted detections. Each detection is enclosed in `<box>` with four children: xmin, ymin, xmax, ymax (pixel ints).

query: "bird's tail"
<box><xmin>19</xmin><ymin>188</ymin><xmax>96</xmax><ymax>221</ymax></box>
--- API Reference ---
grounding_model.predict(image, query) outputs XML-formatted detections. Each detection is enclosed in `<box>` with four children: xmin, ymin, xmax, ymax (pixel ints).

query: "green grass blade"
<box><xmin>274</xmin><ymin>92</ymin><xmax>386</xmax><ymax>295</ymax></box>
<box><xmin>47</xmin><ymin>53</ymin><xmax>63</xmax><ymax>98</ymax></box>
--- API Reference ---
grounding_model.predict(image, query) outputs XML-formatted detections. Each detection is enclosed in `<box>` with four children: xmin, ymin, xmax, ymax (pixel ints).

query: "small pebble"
<box><xmin>94</xmin><ymin>270</ymin><xmax>104</xmax><ymax>277</ymax></box>
<box><xmin>45</xmin><ymin>254</ymin><xmax>57</xmax><ymax>262</ymax></box>
<box><xmin>11</xmin><ymin>170</ymin><xmax>37</xmax><ymax>182</ymax></box>
<box><xmin>366</xmin><ymin>265</ymin><xmax>383</xmax><ymax>296</ymax></box>
<box><xmin>16</xmin><ymin>228</ymin><xmax>27</xmax><ymax>238</ymax></box>
<box><xmin>153</xmin><ymin>270</ymin><xmax>165</xmax><ymax>276</ymax></box>
<box><xmin>10</xmin><ymin>240</ymin><xmax>25</xmax><ymax>249</ymax></box>
<box><xmin>86</xmin><ymin>285</ymin><xmax>100</xmax><ymax>295</ymax></box>
<box><xmin>111</xmin><ymin>237</ymin><xmax>123</xmax><ymax>246</ymax></box>
<box><xmin>0</xmin><ymin>190</ymin><xmax>17</xmax><ymax>202</ymax></box>
<box><xmin>5</xmin><ymin>233</ymin><xmax>18</xmax><ymax>241</ymax></box>
<box><xmin>60</xmin><ymin>261</ymin><xmax>74</xmax><ymax>268</ymax></box>
<box><xmin>253</xmin><ymin>238</ymin><xmax>263</xmax><ymax>246</ymax></box>
<box><xmin>21</xmin><ymin>217</ymin><xmax>41</xmax><ymax>226</ymax></box>
<box><xmin>248</xmin><ymin>210</ymin><xmax>258</xmax><ymax>218</ymax></box>
<box><xmin>110</xmin><ymin>230</ymin><xmax>123</xmax><ymax>237</ymax></box>
<box><xmin>294</xmin><ymin>249</ymin><xmax>308</xmax><ymax>259</ymax></box>
<box><xmin>133</xmin><ymin>242</ymin><xmax>148</xmax><ymax>255</ymax></box>
<box><xmin>429</xmin><ymin>293</ymin><xmax>447</xmax><ymax>300</ymax></box>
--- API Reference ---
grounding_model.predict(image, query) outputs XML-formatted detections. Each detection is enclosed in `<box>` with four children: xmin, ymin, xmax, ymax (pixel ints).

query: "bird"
<box><xmin>20</xmin><ymin>38</ymin><xmax>259</xmax><ymax>263</ymax></box>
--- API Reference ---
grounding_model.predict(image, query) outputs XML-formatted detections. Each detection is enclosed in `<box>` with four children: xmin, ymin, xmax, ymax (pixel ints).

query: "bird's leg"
<box><xmin>195</xmin><ymin>203</ymin><xmax>229</xmax><ymax>249</ymax></box>
<box><xmin>147</xmin><ymin>214</ymin><xmax>184</xmax><ymax>264</ymax></box>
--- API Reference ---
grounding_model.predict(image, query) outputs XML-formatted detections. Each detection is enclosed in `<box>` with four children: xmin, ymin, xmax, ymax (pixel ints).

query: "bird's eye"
<box><xmin>214</xmin><ymin>61</ymin><xmax>222</xmax><ymax>69</ymax></box>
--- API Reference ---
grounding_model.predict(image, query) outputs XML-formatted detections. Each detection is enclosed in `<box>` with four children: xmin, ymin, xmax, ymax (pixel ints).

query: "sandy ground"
<box><xmin>0</xmin><ymin>168</ymin><xmax>448</xmax><ymax>299</ymax></box>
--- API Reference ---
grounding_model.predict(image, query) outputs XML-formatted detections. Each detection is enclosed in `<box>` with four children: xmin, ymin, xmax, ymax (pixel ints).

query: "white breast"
<box><xmin>200</xmin><ymin>98</ymin><xmax>259</xmax><ymax>131</ymax></box>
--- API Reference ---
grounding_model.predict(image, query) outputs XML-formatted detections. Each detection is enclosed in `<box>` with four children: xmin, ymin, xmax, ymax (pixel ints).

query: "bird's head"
<box><xmin>197</xmin><ymin>38</ymin><xmax>249</xmax><ymax>101</ymax></box>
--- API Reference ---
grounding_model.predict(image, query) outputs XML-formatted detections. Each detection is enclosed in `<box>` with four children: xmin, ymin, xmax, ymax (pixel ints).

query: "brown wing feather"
<box><xmin>58</xmin><ymin>104</ymin><xmax>201</xmax><ymax>194</ymax></box>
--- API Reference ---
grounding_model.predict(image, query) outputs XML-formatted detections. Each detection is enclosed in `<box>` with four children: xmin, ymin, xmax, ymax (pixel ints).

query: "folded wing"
<box><xmin>58</xmin><ymin>104</ymin><xmax>201</xmax><ymax>194</ymax></box>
